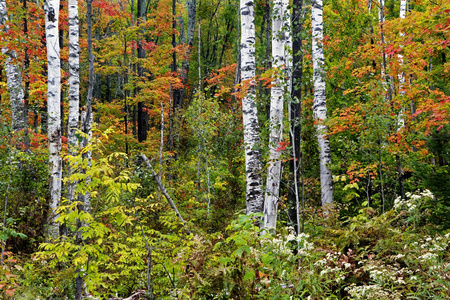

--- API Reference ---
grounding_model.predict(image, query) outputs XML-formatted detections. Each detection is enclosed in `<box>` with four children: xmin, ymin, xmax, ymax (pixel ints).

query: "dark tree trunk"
<box><xmin>172</xmin><ymin>0</ymin><xmax>182</xmax><ymax>109</ymax></box>
<box><xmin>137</xmin><ymin>0</ymin><xmax>148</xmax><ymax>142</ymax></box>
<box><xmin>23</xmin><ymin>0</ymin><xmax>29</xmax><ymax>149</ymax></box>
<box><xmin>264</xmin><ymin>0</ymin><xmax>271</xmax><ymax>121</ymax></box>
<box><xmin>59</xmin><ymin>1</ymin><xmax>65</xmax><ymax>137</ymax></box>
<box><xmin>288</xmin><ymin>0</ymin><xmax>303</xmax><ymax>235</ymax></box>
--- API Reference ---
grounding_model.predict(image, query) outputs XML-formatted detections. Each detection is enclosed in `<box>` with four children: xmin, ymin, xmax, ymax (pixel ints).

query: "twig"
<box><xmin>139</xmin><ymin>154</ymin><xmax>191</xmax><ymax>235</ymax></box>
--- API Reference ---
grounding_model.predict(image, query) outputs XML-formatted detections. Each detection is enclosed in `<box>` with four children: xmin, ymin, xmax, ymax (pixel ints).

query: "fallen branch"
<box><xmin>139</xmin><ymin>153</ymin><xmax>191</xmax><ymax>235</ymax></box>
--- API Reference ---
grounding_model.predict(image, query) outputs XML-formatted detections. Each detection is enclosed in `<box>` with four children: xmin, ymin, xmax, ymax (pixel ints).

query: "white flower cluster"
<box><xmin>313</xmin><ymin>251</ymin><xmax>349</xmax><ymax>283</ymax></box>
<box><xmin>419</xmin><ymin>235</ymin><xmax>449</xmax><ymax>252</ymax></box>
<box><xmin>346</xmin><ymin>284</ymin><xmax>401</xmax><ymax>300</ymax></box>
<box><xmin>418</xmin><ymin>252</ymin><xmax>439</xmax><ymax>264</ymax></box>
<box><xmin>314</xmin><ymin>252</ymin><xmax>341</xmax><ymax>267</ymax></box>
<box><xmin>261</xmin><ymin>235</ymin><xmax>293</xmax><ymax>257</ymax></box>
<box><xmin>261</xmin><ymin>231</ymin><xmax>315</xmax><ymax>258</ymax></box>
<box><xmin>393</xmin><ymin>189</ymin><xmax>434</xmax><ymax>212</ymax></box>
<box><xmin>364</xmin><ymin>262</ymin><xmax>402</xmax><ymax>285</ymax></box>
<box><xmin>293</xmin><ymin>233</ymin><xmax>315</xmax><ymax>256</ymax></box>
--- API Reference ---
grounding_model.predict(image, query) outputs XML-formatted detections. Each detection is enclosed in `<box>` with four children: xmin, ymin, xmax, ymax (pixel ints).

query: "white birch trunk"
<box><xmin>1</xmin><ymin>0</ymin><xmax>25</xmax><ymax>131</ymax></box>
<box><xmin>264</xmin><ymin>0</ymin><xmax>291</xmax><ymax>231</ymax></box>
<box><xmin>311</xmin><ymin>0</ymin><xmax>333</xmax><ymax>207</ymax></box>
<box><xmin>241</xmin><ymin>0</ymin><xmax>263</xmax><ymax>214</ymax></box>
<box><xmin>67</xmin><ymin>0</ymin><xmax>80</xmax><ymax>203</ymax></box>
<box><xmin>45</xmin><ymin>0</ymin><xmax>62</xmax><ymax>239</ymax></box>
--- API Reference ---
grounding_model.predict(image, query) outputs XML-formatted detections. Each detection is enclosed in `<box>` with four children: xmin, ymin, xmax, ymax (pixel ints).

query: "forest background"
<box><xmin>0</xmin><ymin>0</ymin><xmax>449</xmax><ymax>298</ymax></box>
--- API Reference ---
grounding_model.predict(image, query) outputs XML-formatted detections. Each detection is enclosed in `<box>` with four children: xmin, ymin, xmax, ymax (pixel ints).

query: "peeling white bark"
<box><xmin>1</xmin><ymin>0</ymin><xmax>25</xmax><ymax>131</ymax></box>
<box><xmin>311</xmin><ymin>0</ymin><xmax>333</xmax><ymax>206</ymax></box>
<box><xmin>264</xmin><ymin>0</ymin><xmax>291</xmax><ymax>231</ymax></box>
<box><xmin>45</xmin><ymin>0</ymin><xmax>62</xmax><ymax>239</ymax></box>
<box><xmin>67</xmin><ymin>0</ymin><xmax>80</xmax><ymax>203</ymax></box>
<box><xmin>241</xmin><ymin>0</ymin><xmax>263</xmax><ymax>214</ymax></box>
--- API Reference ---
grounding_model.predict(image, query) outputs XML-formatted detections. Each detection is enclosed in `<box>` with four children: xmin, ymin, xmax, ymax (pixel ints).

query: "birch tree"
<box><xmin>264</xmin><ymin>0</ymin><xmax>291</xmax><ymax>230</ymax></box>
<box><xmin>311</xmin><ymin>0</ymin><xmax>333</xmax><ymax>207</ymax></box>
<box><xmin>45</xmin><ymin>0</ymin><xmax>62</xmax><ymax>239</ymax></box>
<box><xmin>67</xmin><ymin>0</ymin><xmax>80</xmax><ymax>204</ymax></box>
<box><xmin>241</xmin><ymin>0</ymin><xmax>263</xmax><ymax>214</ymax></box>
<box><xmin>1</xmin><ymin>0</ymin><xmax>25</xmax><ymax>132</ymax></box>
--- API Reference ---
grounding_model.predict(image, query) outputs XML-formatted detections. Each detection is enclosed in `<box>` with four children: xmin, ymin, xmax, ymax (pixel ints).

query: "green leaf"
<box><xmin>234</xmin><ymin>245</ymin><xmax>250</xmax><ymax>257</ymax></box>
<box><xmin>243</xmin><ymin>269</ymin><xmax>255</xmax><ymax>282</ymax></box>
<box><xmin>219</xmin><ymin>257</ymin><xmax>233</xmax><ymax>265</ymax></box>
<box><xmin>238</xmin><ymin>214</ymin><xmax>250</xmax><ymax>224</ymax></box>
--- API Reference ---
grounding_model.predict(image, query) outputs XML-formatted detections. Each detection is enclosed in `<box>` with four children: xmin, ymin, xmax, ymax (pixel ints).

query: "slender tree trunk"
<box><xmin>67</xmin><ymin>0</ymin><xmax>80</xmax><ymax>204</ymax></box>
<box><xmin>59</xmin><ymin>2</ymin><xmax>65</xmax><ymax>137</ymax></box>
<box><xmin>395</xmin><ymin>0</ymin><xmax>407</xmax><ymax>200</ymax></box>
<box><xmin>22</xmin><ymin>0</ymin><xmax>30</xmax><ymax>149</ymax></box>
<box><xmin>70</xmin><ymin>0</ymin><xmax>82</xmax><ymax>291</ymax></box>
<box><xmin>311</xmin><ymin>0</ymin><xmax>333</xmax><ymax>207</ymax></box>
<box><xmin>137</xmin><ymin>0</ymin><xmax>148</xmax><ymax>142</ymax></box>
<box><xmin>180</xmin><ymin>0</ymin><xmax>197</xmax><ymax>103</ymax></box>
<box><xmin>198</xmin><ymin>17</ymin><xmax>201</xmax><ymax>91</ymax></box>
<box><xmin>288</xmin><ymin>0</ymin><xmax>303</xmax><ymax>235</ymax></box>
<box><xmin>264</xmin><ymin>0</ymin><xmax>271</xmax><ymax>120</ymax></box>
<box><xmin>45</xmin><ymin>0</ymin><xmax>62</xmax><ymax>239</ymax></box>
<box><xmin>81</xmin><ymin>0</ymin><xmax>94</xmax><ymax>215</ymax></box>
<box><xmin>171</xmin><ymin>0</ymin><xmax>181</xmax><ymax>108</ymax></box>
<box><xmin>232</xmin><ymin>3</ymin><xmax>240</xmax><ymax>107</ymax></box>
<box><xmin>241</xmin><ymin>0</ymin><xmax>263</xmax><ymax>215</ymax></box>
<box><xmin>1</xmin><ymin>0</ymin><xmax>26</xmax><ymax>132</ymax></box>
<box><xmin>264</xmin><ymin>0</ymin><xmax>291</xmax><ymax>231</ymax></box>
<box><xmin>397</xmin><ymin>0</ymin><xmax>407</xmax><ymax>130</ymax></box>
<box><xmin>75</xmin><ymin>0</ymin><xmax>93</xmax><ymax>296</ymax></box>
<box><xmin>378</xmin><ymin>143</ymin><xmax>385</xmax><ymax>213</ymax></box>
<box><xmin>178</xmin><ymin>0</ymin><xmax>185</xmax><ymax>45</ymax></box>
<box><xmin>379</xmin><ymin>0</ymin><xmax>392</xmax><ymax>102</ymax></box>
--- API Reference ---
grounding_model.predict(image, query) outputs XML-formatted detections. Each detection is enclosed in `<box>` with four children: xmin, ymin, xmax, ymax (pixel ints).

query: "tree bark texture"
<box><xmin>45</xmin><ymin>0</ymin><xmax>62</xmax><ymax>239</ymax></box>
<box><xmin>311</xmin><ymin>0</ymin><xmax>333</xmax><ymax>206</ymax></box>
<box><xmin>1</xmin><ymin>0</ymin><xmax>25</xmax><ymax>131</ymax></box>
<box><xmin>241</xmin><ymin>0</ymin><xmax>264</xmax><ymax>215</ymax></box>
<box><xmin>264</xmin><ymin>0</ymin><xmax>291</xmax><ymax>231</ymax></box>
<box><xmin>67</xmin><ymin>0</ymin><xmax>80</xmax><ymax>203</ymax></box>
